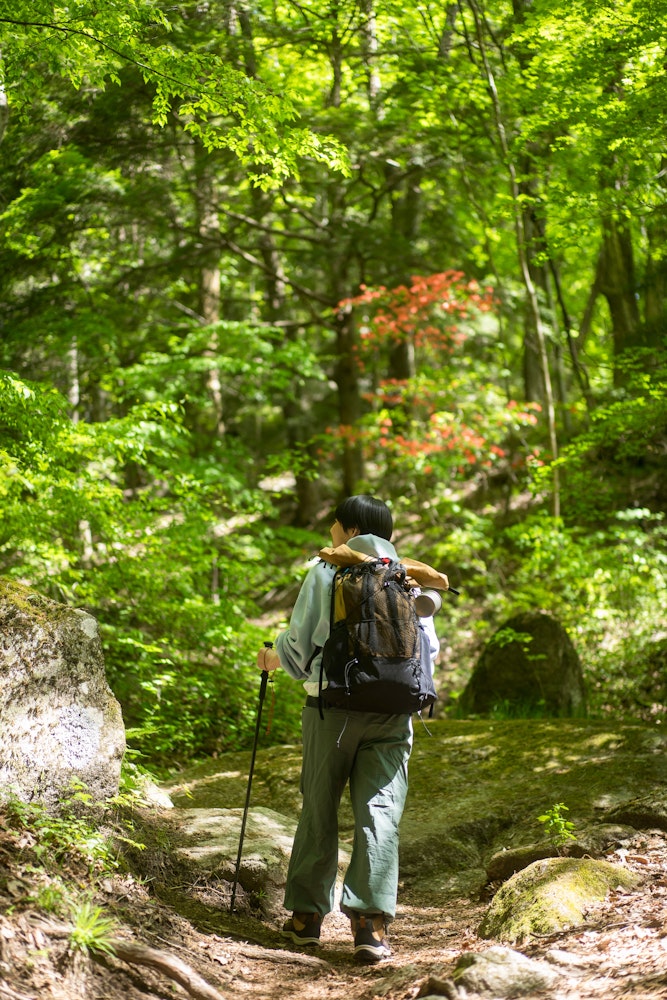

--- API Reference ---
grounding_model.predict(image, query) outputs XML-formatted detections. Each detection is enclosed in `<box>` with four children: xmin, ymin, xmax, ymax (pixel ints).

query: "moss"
<box><xmin>0</xmin><ymin>576</ymin><xmax>71</xmax><ymax>628</ymax></box>
<box><xmin>165</xmin><ymin>719</ymin><xmax>667</xmax><ymax>905</ymax></box>
<box><xmin>479</xmin><ymin>857</ymin><xmax>640</xmax><ymax>943</ymax></box>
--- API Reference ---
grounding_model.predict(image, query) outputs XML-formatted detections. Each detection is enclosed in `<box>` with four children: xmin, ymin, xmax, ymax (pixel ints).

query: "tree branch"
<box><xmin>0</xmin><ymin>17</ymin><xmax>172</xmax><ymax>86</ymax></box>
<box><xmin>220</xmin><ymin>236</ymin><xmax>333</xmax><ymax>308</ymax></box>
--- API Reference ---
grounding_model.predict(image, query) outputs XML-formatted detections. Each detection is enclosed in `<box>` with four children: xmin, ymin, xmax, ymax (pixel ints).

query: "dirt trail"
<box><xmin>133</xmin><ymin>832</ymin><xmax>667</xmax><ymax>1000</ymax></box>
<box><xmin>196</xmin><ymin>838</ymin><xmax>667</xmax><ymax>1000</ymax></box>
<box><xmin>2</xmin><ymin>831</ymin><xmax>666</xmax><ymax>1000</ymax></box>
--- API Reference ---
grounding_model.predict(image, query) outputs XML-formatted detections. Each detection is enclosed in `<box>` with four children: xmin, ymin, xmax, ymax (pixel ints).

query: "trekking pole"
<box><xmin>230</xmin><ymin>642</ymin><xmax>272</xmax><ymax>914</ymax></box>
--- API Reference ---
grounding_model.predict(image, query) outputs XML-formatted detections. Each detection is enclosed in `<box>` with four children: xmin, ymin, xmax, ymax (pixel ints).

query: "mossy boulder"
<box><xmin>459</xmin><ymin>611</ymin><xmax>586</xmax><ymax>717</ymax></box>
<box><xmin>479</xmin><ymin>857</ymin><xmax>640</xmax><ymax>944</ymax></box>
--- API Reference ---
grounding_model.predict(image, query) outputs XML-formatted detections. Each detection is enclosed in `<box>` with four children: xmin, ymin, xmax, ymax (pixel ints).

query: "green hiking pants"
<box><xmin>283</xmin><ymin>703</ymin><xmax>413</xmax><ymax>922</ymax></box>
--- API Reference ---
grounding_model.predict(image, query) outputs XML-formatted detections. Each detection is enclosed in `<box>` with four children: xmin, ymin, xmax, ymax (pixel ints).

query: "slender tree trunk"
<box><xmin>545</xmin><ymin>252</ymin><xmax>593</xmax><ymax>416</ymax></box>
<box><xmin>194</xmin><ymin>149</ymin><xmax>225</xmax><ymax>439</ymax></box>
<box><xmin>468</xmin><ymin>0</ymin><xmax>560</xmax><ymax>516</ymax></box>
<box><xmin>334</xmin><ymin>300</ymin><xmax>363</xmax><ymax>496</ymax></box>
<box><xmin>233</xmin><ymin>3</ymin><xmax>321</xmax><ymax>523</ymax></box>
<box><xmin>360</xmin><ymin>0</ymin><xmax>382</xmax><ymax>115</ymax></box>
<box><xmin>0</xmin><ymin>57</ymin><xmax>7</xmax><ymax>145</ymax></box>
<box><xmin>256</xmin><ymin>207</ymin><xmax>322</xmax><ymax>524</ymax></box>
<box><xmin>598</xmin><ymin>213</ymin><xmax>641</xmax><ymax>382</ymax></box>
<box><xmin>67</xmin><ymin>337</ymin><xmax>80</xmax><ymax>423</ymax></box>
<box><xmin>387</xmin><ymin>164</ymin><xmax>422</xmax><ymax>383</ymax></box>
<box><xmin>520</xmin><ymin>193</ymin><xmax>549</xmax><ymax>403</ymax></box>
<box><xmin>510</xmin><ymin>2</ymin><xmax>554</xmax><ymax>406</ymax></box>
<box><xmin>640</xmin><ymin>166</ymin><xmax>667</xmax><ymax>359</ymax></box>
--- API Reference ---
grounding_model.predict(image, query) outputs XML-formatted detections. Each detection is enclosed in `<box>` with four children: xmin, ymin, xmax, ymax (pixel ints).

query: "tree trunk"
<box><xmin>387</xmin><ymin>163</ymin><xmax>422</xmax><ymax>384</ymax></box>
<box><xmin>642</xmin><ymin>168</ymin><xmax>667</xmax><ymax>355</ymax></box>
<box><xmin>230</xmin><ymin>3</ymin><xmax>321</xmax><ymax>522</ymax></box>
<box><xmin>249</xmin><ymin>185</ymin><xmax>322</xmax><ymax>524</ymax></box>
<box><xmin>334</xmin><ymin>301</ymin><xmax>364</xmax><ymax>496</ymax></box>
<box><xmin>468</xmin><ymin>0</ymin><xmax>560</xmax><ymax>515</ymax></box>
<box><xmin>360</xmin><ymin>0</ymin><xmax>382</xmax><ymax>114</ymax></box>
<box><xmin>0</xmin><ymin>61</ymin><xmax>7</xmax><ymax>145</ymax></box>
<box><xmin>520</xmin><ymin>195</ymin><xmax>549</xmax><ymax>404</ymax></box>
<box><xmin>598</xmin><ymin>213</ymin><xmax>641</xmax><ymax>381</ymax></box>
<box><xmin>194</xmin><ymin>149</ymin><xmax>225</xmax><ymax>440</ymax></box>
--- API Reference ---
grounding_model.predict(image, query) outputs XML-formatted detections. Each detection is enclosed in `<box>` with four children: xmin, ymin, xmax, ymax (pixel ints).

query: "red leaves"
<box><xmin>329</xmin><ymin>272</ymin><xmax>543</xmax><ymax>482</ymax></box>
<box><xmin>338</xmin><ymin>271</ymin><xmax>495</xmax><ymax>361</ymax></box>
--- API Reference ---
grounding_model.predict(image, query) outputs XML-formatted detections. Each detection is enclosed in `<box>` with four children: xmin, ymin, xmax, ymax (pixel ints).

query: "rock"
<box><xmin>485</xmin><ymin>845</ymin><xmax>555</xmax><ymax>883</ymax></box>
<box><xmin>135</xmin><ymin>776</ymin><xmax>174</xmax><ymax>810</ymax></box>
<box><xmin>459</xmin><ymin>611</ymin><xmax>586</xmax><ymax>717</ymax></box>
<box><xmin>569</xmin><ymin>822</ymin><xmax>638</xmax><ymax>855</ymax></box>
<box><xmin>479</xmin><ymin>856</ymin><xmax>640</xmax><ymax>944</ymax></box>
<box><xmin>604</xmin><ymin>792</ymin><xmax>667</xmax><ymax>831</ymax></box>
<box><xmin>170</xmin><ymin>806</ymin><xmax>350</xmax><ymax>916</ymax></box>
<box><xmin>484</xmin><ymin>824</ymin><xmax>637</xmax><ymax>883</ymax></box>
<box><xmin>544</xmin><ymin>948</ymin><xmax>597</xmax><ymax>968</ymax></box>
<box><xmin>420</xmin><ymin>946</ymin><xmax>560</xmax><ymax>998</ymax></box>
<box><xmin>0</xmin><ymin>579</ymin><xmax>125</xmax><ymax>810</ymax></box>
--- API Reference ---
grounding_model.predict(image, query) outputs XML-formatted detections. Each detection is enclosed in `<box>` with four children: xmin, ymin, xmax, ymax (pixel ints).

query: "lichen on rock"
<box><xmin>0</xmin><ymin>578</ymin><xmax>125</xmax><ymax>810</ymax></box>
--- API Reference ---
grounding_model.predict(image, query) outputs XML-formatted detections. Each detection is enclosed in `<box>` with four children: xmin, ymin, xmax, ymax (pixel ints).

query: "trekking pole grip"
<box><xmin>261</xmin><ymin>641</ymin><xmax>274</xmax><ymax>693</ymax></box>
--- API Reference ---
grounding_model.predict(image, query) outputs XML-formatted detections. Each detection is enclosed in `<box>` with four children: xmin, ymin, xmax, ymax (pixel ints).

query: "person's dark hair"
<box><xmin>334</xmin><ymin>495</ymin><xmax>393</xmax><ymax>540</ymax></box>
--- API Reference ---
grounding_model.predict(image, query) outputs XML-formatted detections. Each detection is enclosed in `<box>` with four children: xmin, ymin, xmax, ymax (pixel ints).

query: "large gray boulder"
<box><xmin>459</xmin><ymin>611</ymin><xmax>586</xmax><ymax>717</ymax></box>
<box><xmin>170</xmin><ymin>806</ymin><xmax>350</xmax><ymax>917</ymax></box>
<box><xmin>0</xmin><ymin>579</ymin><xmax>125</xmax><ymax>809</ymax></box>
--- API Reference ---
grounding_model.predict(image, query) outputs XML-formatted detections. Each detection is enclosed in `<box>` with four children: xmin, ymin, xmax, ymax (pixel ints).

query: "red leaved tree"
<box><xmin>322</xmin><ymin>272</ymin><xmax>542</xmax><ymax>499</ymax></box>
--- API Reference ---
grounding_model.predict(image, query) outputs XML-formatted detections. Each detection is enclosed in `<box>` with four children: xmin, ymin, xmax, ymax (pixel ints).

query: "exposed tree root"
<box><xmin>236</xmin><ymin>941</ymin><xmax>329</xmax><ymax>968</ymax></box>
<box><xmin>30</xmin><ymin>921</ymin><xmax>226</xmax><ymax>1000</ymax></box>
<box><xmin>104</xmin><ymin>939</ymin><xmax>225</xmax><ymax>1000</ymax></box>
<box><xmin>0</xmin><ymin>984</ymin><xmax>36</xmax><ymax>1000</ymax></box>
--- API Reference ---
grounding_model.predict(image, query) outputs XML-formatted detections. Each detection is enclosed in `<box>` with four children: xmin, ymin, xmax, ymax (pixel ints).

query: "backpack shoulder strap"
<box><xmin>318</xmin><ymin>567</ymin><xmax>342</xmax><ymax>719</ymax></box>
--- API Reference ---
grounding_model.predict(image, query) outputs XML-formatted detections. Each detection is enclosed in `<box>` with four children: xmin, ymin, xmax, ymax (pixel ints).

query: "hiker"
<box><xmin>257</xmin><ymin>494</ymin><xmax>447</xmax><ymax>962</ymax></box>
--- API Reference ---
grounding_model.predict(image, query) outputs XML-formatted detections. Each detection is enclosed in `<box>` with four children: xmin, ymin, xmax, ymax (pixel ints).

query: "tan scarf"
<box><xmin>318</xmin><ymin>544</ymin><xmax>449</xmax><ymax>591</ymax></box>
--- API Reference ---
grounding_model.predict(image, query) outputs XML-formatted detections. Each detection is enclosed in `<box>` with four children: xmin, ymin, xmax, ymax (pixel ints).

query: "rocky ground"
<box><xmin>1</xmin><ymin>814</ymin><xmax>666</xmax><ymax>1000</ymax></box>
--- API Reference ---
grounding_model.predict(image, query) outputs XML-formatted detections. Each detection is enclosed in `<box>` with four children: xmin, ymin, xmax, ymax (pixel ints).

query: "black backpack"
<box><xmin>318</xmin><ymin>557</ymin><xmax>437</xmax><ymax>716</ymax></box>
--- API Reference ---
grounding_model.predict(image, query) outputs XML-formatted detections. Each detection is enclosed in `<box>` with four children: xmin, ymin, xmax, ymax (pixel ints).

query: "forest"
<box><xmin>1</xmin><ymin>0</ymin><xmax>666</xmax><ymax>774</ymax></box>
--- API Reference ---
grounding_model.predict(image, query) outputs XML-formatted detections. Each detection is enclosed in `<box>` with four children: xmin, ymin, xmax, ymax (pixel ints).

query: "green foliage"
<box><xmin>5</xmin><ymin>788</ymin><xmax>119</xmax><ymax>876</ymax></box>
<box><xmin>0</xmin><ymin>1</ymin><xmax>348</xmax><ymax>183</ymax></box>
<box><xmin>537</xmin><ymin>802</ymin><xmax>577</xmax><ymax>851</ymax></box>
<box><xmin>487</xmin><ymin>628</ymin><xmax>533</xmax><ymax>650</ymax></box>
<box><xmin>427</xmin><ymin>502</ymin><xmax>667</xmax><ymax>723</ymax></box>
<box><xmin>548</xmin><ymin>349</ymin><xmax>667</xmax><ymax>520</ymax></box>
<box><xmin>0</xmin><ymin>0</ymin><xmax>665</xmax><ymax>763</ymax></box>
<box><xmin>26</xmin><ymin>878</ymin><xmax>71</xmax><ymax>917</ymax></box>
<box><xmin>68</xmin><ymin>899</ymin><xmax>117</xmax><ymax>957</ymax></box>
<box><xmin>0</xmin><ymin>367</ymin><xmax>292</xmax><ymax>762</ymax></box>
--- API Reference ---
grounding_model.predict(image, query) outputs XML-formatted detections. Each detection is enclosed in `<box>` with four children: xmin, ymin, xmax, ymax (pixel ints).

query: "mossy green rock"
<box><xmin>459</xmin><ymin>611</ymin><xmax>587</xmax><ymax>718</ymax></box>
<box><xmin>479</xmin><ymin>856</ymin><xmax>640</xmax><ymax>944</ymax></box>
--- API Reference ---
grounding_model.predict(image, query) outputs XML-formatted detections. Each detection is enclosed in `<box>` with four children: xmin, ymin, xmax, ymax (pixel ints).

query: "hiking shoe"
<box><xmin>352</xmin><ymin>913</ymin><xmax>392</xmax><ymax>963</ymax></box>
<box><xmin>281</xmin><ymin>912</ymin><xmax>322</xmax><ymax>947</ymax></box>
